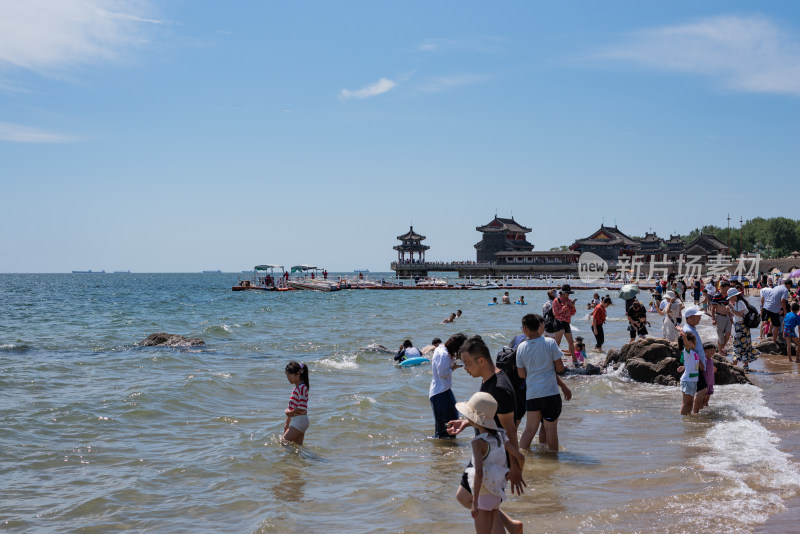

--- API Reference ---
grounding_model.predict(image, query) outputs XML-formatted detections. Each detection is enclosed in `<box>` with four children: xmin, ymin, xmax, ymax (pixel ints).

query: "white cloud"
<box><xmin>339</xmin><ymin>78</ymin><xmax>398</xmax><ymax>101</ymax></box>
<box><xmin>599</xmin><ymin>15</ymin><xmax>800</xmax><ymax>96</ymax></box>
<box><xmin>420</xmin><ymin>73</ymin><xmax>487</xmax><ymax>93</ymax></box>
<box><xmin>0</xmin><ymin>121</ymin><xmax>79</xmax><ymax>143</ymax></box>
<box><xmin>0</xmin><ymin>0</ymin><xmax>161</xmax><ymax>75</ymax></box>
<box><xmin>416</xmin><ymin>37</ymin><xmax>506</xmax><ymax>55</ymax></box>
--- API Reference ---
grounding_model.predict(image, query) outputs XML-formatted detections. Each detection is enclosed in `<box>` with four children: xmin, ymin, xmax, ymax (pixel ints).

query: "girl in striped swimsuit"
<box><xmin>283</xmin><ymin>361</ymin><xmax>310</xmax><ymax>445</ymax></box>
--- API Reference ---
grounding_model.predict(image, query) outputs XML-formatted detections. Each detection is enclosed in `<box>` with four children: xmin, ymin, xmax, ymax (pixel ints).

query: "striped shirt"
<box><xmin>288</xmin><ymin>384</ymin><xmax>308</xmax><ymax>412</ymax></box>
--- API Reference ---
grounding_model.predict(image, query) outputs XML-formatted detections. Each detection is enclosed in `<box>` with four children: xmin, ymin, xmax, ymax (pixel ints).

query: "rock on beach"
<box><xmin>753</xmin><ymin>339</ymin><xmax>798</xmax><ymax>357</ymax></box>
<box><xmin>604</xmin><ymin>338</ymin><xmax>749</xmax><ymax>386</ymax></box>
<box><xmin>139</xmin><ymin>333</ymin><xmax>205</xmax><ymax>347</ymax></box>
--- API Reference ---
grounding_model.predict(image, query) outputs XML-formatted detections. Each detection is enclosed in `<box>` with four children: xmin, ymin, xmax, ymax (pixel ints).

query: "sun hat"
<box><xmin>726</xmin><ymin>289</ymin><xmax>741</xmax><ymax>299</ymax></box>
<box><xmin>684</xmin><ymin>306</ymin><xmax>701</xmax><ymax>318</ymax></box>
<box><xmin>664</xmin><ymin>290</ymin><xmax>677</xmax><ymax>299</ymax></box>
<box><xmin>560</xmin><ymin>284</ymin><xmax>573</xmax><ymax>294</ymax></box>
<box><xmin>455</xmin><ymin>392</ymin><xmax>498</xmax><ymax>430</ymax></box>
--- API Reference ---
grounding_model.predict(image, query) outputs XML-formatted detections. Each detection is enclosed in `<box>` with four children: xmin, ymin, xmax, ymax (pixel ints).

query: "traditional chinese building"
<box><xmin>638</xmin><ymin>232</ymin><xmax>663</xmax><ymax>260</ymax></box>
<box><xmin>664</xmin><ymin>234</ymin><xmax>685</xmax><ymax>256</ymax></box>
<box><xmin>569</xmin><ymin>225</ymin><xmax>640</xmax><ymax>265</ymax></box>
<box><xmin>682</xmin><ymin>233</ymin><xmax>730</xmax><ymax>262</ymax></box>
<box><xmin>474</xmin><ymin>216</ymin><xmax>534</xmax><ymax>263</ymax></box>
<box><xmin>393</xmin><ymin>226</ymin><xmax>430</xmax><ymax>263</ymax></box>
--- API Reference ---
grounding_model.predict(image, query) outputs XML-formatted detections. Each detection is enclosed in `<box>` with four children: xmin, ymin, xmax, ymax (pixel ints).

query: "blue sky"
<box><xmin>2</xmin><ymin>1</ymin><xmax>800</xmax><ymax>272</ymax></box>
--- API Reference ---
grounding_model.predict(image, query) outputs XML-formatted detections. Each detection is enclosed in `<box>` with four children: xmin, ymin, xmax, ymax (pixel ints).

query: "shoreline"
<box><xmin>747</xmin><ymin>354</ymin><xmax>800</xmax><ymax>532</ymax></box>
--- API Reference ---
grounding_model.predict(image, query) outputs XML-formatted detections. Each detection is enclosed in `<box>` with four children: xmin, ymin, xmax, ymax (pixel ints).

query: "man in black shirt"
<box><xmin>626</xmin><ymin>300</ymin><xmax>649</xmax><ymax>340</ymax></box>
<box><xmin>447</xmin><ymin>336</ymin><xmax>524</xmax><ymax>533</ymax></box>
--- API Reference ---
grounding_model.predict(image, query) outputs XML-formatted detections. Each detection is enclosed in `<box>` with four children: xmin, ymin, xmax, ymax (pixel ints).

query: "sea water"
<box><xmin>1</xmin><ymin>273</ymin><xmax>799</xmax><ymax>533</ymax></box>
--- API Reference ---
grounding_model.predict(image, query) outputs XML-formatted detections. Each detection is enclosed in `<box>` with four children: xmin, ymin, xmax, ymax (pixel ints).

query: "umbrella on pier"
<box><xmin>618</xmin><ymin>284</ymin><xmax>640</xmax><ymax>300</ymax></box>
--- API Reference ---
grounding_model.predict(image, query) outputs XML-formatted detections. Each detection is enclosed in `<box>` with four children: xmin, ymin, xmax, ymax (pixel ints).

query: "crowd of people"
<box><xmin>278</xmin><ymin>274</ymin><xmax>800</xmax><ymax>533</ymax></box>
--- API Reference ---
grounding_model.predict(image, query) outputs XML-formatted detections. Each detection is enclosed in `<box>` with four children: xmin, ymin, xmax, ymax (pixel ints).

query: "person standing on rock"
<box><xmin>626</xmin><ymin>300</ymin><xmax>649</xmax><ymax>340</ymax></box>
<box><xmin>761</xmin><ymin>280</ymin><xmax>788</xmax><ymax>343</ymax></box>
<box><xmin>658</xmin><ymin>290</ymin><xmax>683</xmax><ymax>343</ymax></box>
<box><xmin>711</xmin><ymin>281</ymin><xmax>733</xmax><ymax>357</ymax></box>
<box><xmin>682</xmin><ymin>306</ymin><xmax>711</xmax><ymax>412</ymax></box>
<box><xmin>727</xmin><ymin>289</ymin><xmax>760</xmax><ymax>372</ymax></box>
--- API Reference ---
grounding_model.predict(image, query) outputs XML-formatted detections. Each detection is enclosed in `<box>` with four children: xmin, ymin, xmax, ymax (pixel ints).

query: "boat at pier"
<box><xmin>233</xmin><ymin>264</ymin><xmax>289</xmax><ymax>291</ymax></box>
<box><xmin>287</xmin><ymin>265</ymin><xmax>340</xmax><ymax>292</ymax></box>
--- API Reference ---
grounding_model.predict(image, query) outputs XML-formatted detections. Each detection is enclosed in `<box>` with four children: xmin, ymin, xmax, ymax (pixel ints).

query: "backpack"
<box><xmin>743</xmin><ymin>301</ymin><xmax>761</xmax><ymax>329</ymax></box>
<box><xmin>495</xmin><ymin>346</ymin><xmax>521</xmax><ymax>388</ymax></box>
<box><xmin>542</xmin><ymin>302</ymin><xmax>557</xmax><ymax>332</ymax></box>
<box><xmin>495</xmin><ymin>346</ymin><xmax>526</xmax><ymax>422</ymax></box>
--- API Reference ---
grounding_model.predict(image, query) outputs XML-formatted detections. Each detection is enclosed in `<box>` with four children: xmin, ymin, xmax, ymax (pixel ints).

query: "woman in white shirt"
<box><xmin>658</xmin><ymin>290</ymin><xmax>683</xmax><ymax>342</ymax></box>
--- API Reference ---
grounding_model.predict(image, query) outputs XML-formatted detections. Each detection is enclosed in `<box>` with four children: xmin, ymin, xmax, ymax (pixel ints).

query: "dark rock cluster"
<box><xmin>603</xmin><ymin>338</ymin><xmax>750</xmax><ymax>386</ymax></box>
<box><xmin>139</xmin><ymin>333</ymin><xmax>205</xmax><ymax>347</ymax></box>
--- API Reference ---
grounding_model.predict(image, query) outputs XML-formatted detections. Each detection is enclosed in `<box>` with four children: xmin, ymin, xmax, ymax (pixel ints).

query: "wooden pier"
<box><xmin>391</xmin><ymin>261</ymin><xmax>579</xmax><ymax>278</ymax></box>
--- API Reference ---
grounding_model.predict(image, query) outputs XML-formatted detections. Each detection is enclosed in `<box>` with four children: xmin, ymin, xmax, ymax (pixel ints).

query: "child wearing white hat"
<box><xmin>455</xmin><ymin>392</ymin><xmax>525</xmax><ymax>534</ymax></box>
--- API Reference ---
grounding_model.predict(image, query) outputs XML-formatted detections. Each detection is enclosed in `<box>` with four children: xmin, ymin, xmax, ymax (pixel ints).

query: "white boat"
<box><xmin>288</xmin><ymin>265</ymin><xmax>340</xmax><ymax>292</ymax></box>
<box><xmin>415</xmin><ymin>277</ymin><xmax>448</xmax><ymax>287</ymax></box>
<box><xmin>233</xmin><ymin>264</ymin><xmax>287</xmax><ymax>291</ymax></box>
<box><xmin>288</xmin><ymin>279</ymin><xmax>341</xmax><ymax>292</ymax></box>
<box><xmin>468</xmin><ymin>282</ymin><xmax>500</xmax><ymax>290</ymax></box>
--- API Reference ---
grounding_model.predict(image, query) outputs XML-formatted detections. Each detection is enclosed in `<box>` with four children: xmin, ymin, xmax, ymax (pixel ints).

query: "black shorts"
<box><xmin>553</xmin><ymin>320</ymin><xmax>571</xmax><ymax>334</ymax></box>
<box><xmin>697</xmin><ymin>371</ymin><xmax>707</xmax><ymax>392</ymax></box>
<box><xmin>765</xmin><ymin>309</ymin><xmax>781</xmax><ymax>327</ymax></box>
<box><xmin>526</xmin><ymin>394</ymin><xmax>563</xmax><ymax>422</ymax></box>
<box><xmin>628</xmin><ymin>324</ymin><xmax>648</xmax><ymax>338</ymax></box>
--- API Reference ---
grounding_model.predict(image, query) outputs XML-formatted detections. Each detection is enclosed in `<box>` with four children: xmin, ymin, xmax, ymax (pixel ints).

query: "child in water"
<box><xmin>648</xmin><ymin>301</ymin><xmax>657</xmax><ymax>313</ymax></box>
<box><xmin>676</xmin><ymin>332</ymin><xmax>704</xmax><ymax>415</ymax></box>
<box><xmin>574</xmin><ymin>336</ymin><xmax>587</xmax><ymax>366</ymax></box>
<box><xmin>283</xmin><ymin>361</ymin><xmax>310</xmax><ymax>445</ymax></box>
<box><xmin>455</xmin><ymin>392</ymin><xmax>525</xmax><ymax>534</ymax></box>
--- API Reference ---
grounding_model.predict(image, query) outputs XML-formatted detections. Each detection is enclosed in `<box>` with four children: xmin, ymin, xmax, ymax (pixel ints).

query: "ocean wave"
<box><xmin>713</xmin><ymin>383</ymin><xmax>778</xmax><ymax>419</ymax></box>
<box><xmin>698</xmin><ymin>418</ymin><xmax>800</xmax><ymax>492</ymax></box>
<box><xmin>317</xmin><ymin>352</ymin><xmax>359</xmax><ymax>370</ymax></box>
<box><xmin>0</xmin><ymin>342</ymin><xmax>30</xmax><ymax>352</ymax></box>
<box><xmin>204</xmin><ymin>324</ymin><xmax>235</xmax><ymax>336</ymax></box>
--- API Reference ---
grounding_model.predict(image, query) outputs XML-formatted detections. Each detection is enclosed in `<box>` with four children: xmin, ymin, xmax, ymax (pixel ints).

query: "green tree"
<box><xmin>683</xmin><ymin>217</ymin><xmax>800</xmax><ymax>258</ymax></box>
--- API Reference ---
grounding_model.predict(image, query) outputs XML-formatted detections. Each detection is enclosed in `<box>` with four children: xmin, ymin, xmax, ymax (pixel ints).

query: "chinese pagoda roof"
<box><xmin>684</xmin><ymin>233</ymin><xmax>728</xmax><ymax>255</ymax></box>
<box><xmin>665</xmin><ymin>234</ymin><xmax>685</xmax><ymax>245</ymax></box>
<box><xmin>396</xmin><ymin>225</ymin><xmax>426</xmax><ymax>241</ymax></box>
<box><xmin>640</xmin><ymin>232</ymin><xmax>662</xmax><ymax>243</ymax></box>
<box><xmin>570</xmin><ymin>225</ymin><xmax>639</xmax><ymax>249</ymax></box>
<box><xmin>475</xmin><ymin>216</ymin><xmax>531</xmax><ymax>234</ymax></box>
